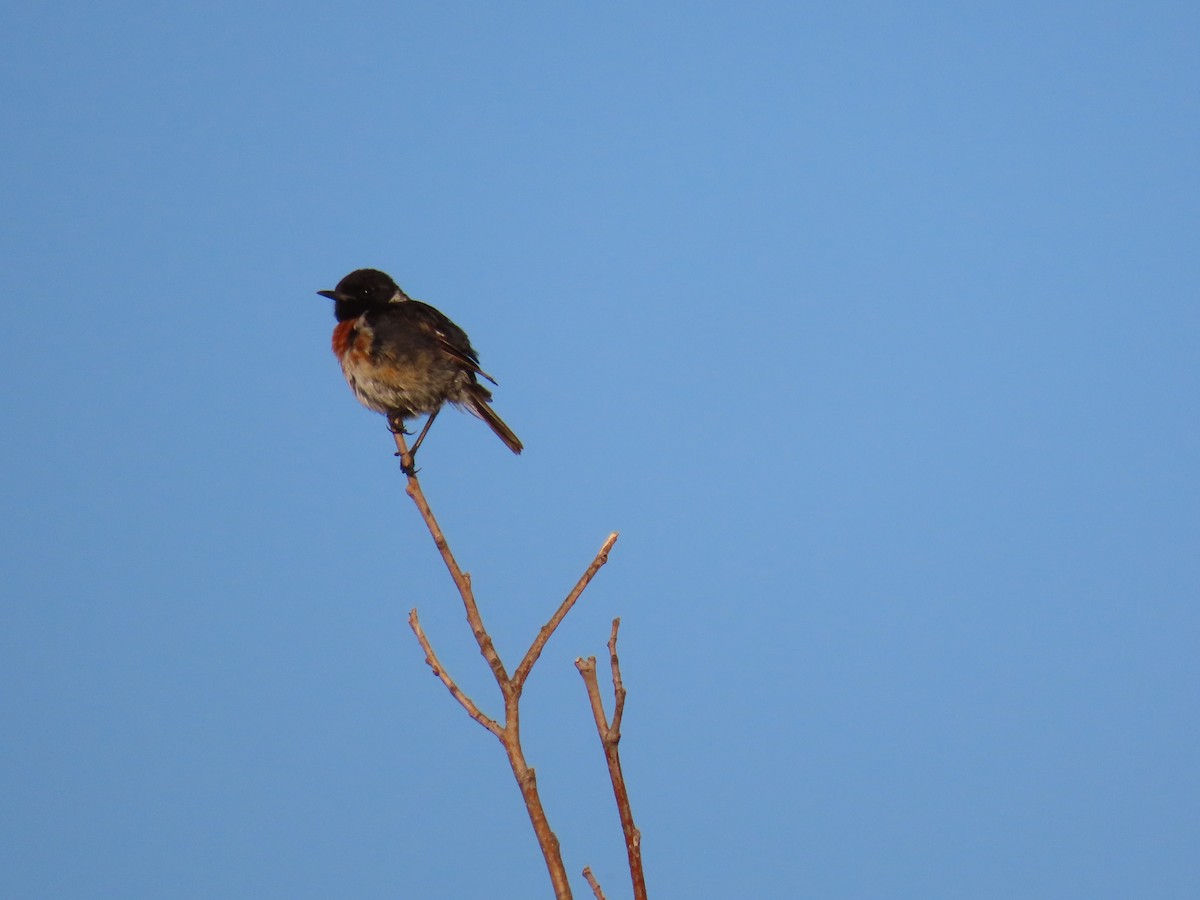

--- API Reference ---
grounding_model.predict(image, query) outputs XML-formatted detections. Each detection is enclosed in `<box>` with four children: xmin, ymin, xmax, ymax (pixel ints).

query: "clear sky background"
<box><xmin>3</xmin><ymin>2</ymin><xmax>1197</xmax><ymax>898</ymax></box>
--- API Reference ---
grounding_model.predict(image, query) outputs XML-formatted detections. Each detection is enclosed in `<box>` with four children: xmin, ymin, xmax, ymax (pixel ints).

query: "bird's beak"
<box><xmin>317</xmin><ymin>290</ymin><xmax>339</xmax><ymax>301</ymax></box>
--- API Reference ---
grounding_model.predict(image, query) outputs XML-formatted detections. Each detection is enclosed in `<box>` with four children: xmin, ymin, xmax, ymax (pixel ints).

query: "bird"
<box><xmin>318</xmin><ymin>268</ymin><xmax>522</xmax><ymax>467</ymax></box>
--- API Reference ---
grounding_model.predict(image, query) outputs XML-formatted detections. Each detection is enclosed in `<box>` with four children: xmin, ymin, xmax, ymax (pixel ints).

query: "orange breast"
<box><xmin>331</xmin><ymin>320</ymin><xmax>358</xmax><ymax>358</ymax></box>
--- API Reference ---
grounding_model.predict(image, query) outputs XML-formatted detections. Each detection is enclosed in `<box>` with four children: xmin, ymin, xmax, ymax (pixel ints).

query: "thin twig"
<box><xmin>514</xmin><ymin>532</ymin><xmax>620</xmax><ymax>690</ymax></box>
<box><xmin>607</xmin><ymin>618</ymin><xmax>627</xmax><ymax>734</ymax></box>
<box><xmin>577</xmin><ymin>619</ymin><xmax>647</xmax><ymax>900</ymax></box>
<box><xmin>582</xmin><ymin>866</ymin><xmax>607</xmax><ymax>899</ymax></box>
<box><xmin>408</xmin><ymin>609</ymin><xmax>502</xmax><ymax>737</ymax></box>
<box><xmin>392</xmin><ymin>431</ymin><xmax>509</xmax><ymax>685</ymax></box>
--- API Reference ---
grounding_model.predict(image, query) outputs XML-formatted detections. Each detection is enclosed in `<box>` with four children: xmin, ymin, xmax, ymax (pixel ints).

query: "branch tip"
<box><xmin>513</xmin><ymin>532</ymin><xmax>621</xmax><ymax>688</ymax></box>
<box><xmin>583</xmin><ymin>865</ymin><xmax>607</xmax><ymax>899</ymax></box>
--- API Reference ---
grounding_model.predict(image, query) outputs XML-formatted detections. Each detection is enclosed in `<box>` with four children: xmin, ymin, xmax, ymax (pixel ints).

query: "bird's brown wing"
<box><xmin>406</xmin><ymin>301</ymin><xmax>499</xmax><ymax>385</ymax></box>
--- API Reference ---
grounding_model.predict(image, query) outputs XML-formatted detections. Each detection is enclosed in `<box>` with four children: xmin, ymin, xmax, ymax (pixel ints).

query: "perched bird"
<box><xmin>318</xmin><ymin>268</ymin><xmax>522</xmax><ymax>464</ymax></box>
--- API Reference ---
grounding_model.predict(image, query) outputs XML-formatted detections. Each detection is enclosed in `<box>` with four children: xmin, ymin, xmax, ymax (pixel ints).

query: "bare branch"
<box><xmin>514</xmin><ymin>532</ymin><xmax>620</xmax><ymax>690</ymax></box>
<box><xmin>577</xmin><ymin>619</ymin><xmax>647</xmax><ymax>900</ymax></box>
<box><xmin>408</xmin><ymin>609</ymin><xmax>502</xmax><ymax>738</ymax></box>
<box><xmin>582</xmin><ymin>866</ymin><xmax>607</xmax><ymax>899</ymax></box>
<box><xmin>393</xmin><ymin>431</ymin><xmax>509</xmax><ymax>685</ymax></box>
<box><xmin>393</xmin><ymin>430</ymin><xmax>578</xmax><ymax>899</ymax></box>
<box><xmin>608</xmin><ymin>618</ymin><xmax>627</xmax><ymax>734</ymax></box>
<box><xmin>499</xmin><ymin>732</ymin><xmax>571</xmax><ymax>899</ymax></box>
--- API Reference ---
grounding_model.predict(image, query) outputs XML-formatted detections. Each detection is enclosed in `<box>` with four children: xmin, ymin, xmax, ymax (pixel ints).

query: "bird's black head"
<box><xmin>318</xmin><ymin>268</ymin><xmax>410</xmax><ymax>320</ymax></box>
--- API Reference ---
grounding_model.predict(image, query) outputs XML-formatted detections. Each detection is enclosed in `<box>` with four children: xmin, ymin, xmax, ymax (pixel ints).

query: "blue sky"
<box><xmin>3</xmin><ymin>2</ymin><xmax>1197</xmax><ymax>897</ymax></box>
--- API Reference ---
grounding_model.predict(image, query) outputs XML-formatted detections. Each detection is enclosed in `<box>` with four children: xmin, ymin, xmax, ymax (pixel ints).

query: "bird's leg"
<box><xmin>395</xmin><ymin>411</ymin><xmax>440</xmax><ymax>476</ymax></box>
<box><xmin>407</xmin><ymin>408</ymin><xmax>441</xmax><ymax>460</ymax></box>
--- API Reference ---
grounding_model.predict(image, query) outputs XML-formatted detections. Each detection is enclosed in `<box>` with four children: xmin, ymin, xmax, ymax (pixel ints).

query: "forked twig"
<box><xmin>392</xmin><ymin>429</ymin><xmax>625</xmax><ymax>899</ymax></box>
<box><xmin>577</xmin><ymin>619</ymin><xmax>647</xmax><ymax>900</ymax></box>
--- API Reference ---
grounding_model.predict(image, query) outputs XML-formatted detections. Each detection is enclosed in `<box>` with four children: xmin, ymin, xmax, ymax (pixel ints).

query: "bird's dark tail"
<box><xmin>464</xmin><ymin>384</ymin><xmax>523</xmax><ymax>455</ymax></box>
